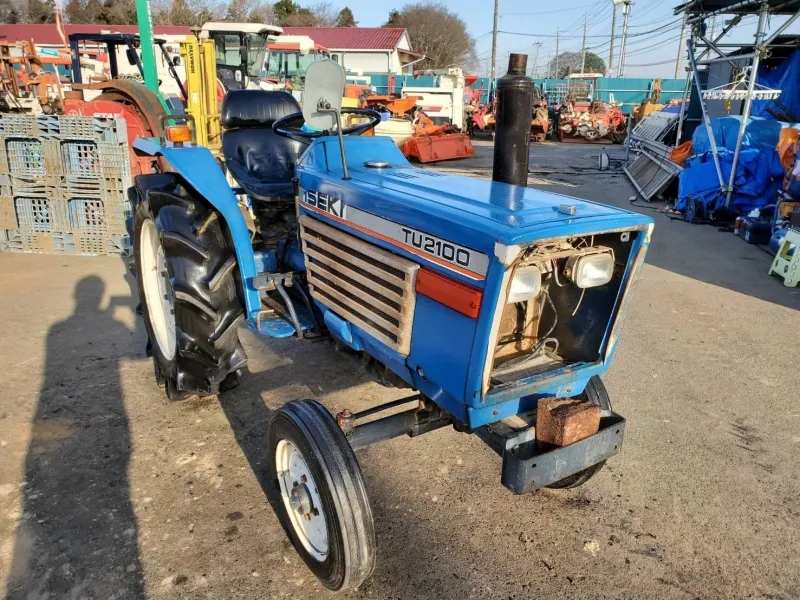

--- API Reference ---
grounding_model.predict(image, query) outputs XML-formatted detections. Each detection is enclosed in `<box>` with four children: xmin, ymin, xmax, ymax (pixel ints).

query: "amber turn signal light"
<box><xmin>165</xmin><ymin>125</ymin><xmax>192</xmax><ymax>144</ymax></box>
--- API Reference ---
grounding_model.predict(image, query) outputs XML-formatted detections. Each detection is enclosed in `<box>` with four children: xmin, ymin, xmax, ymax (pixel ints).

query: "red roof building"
<box><xmin>282</xmin><ymin>27</ymin><xmax>406</xmax><ymax>50</ymax></box>
<box><xmin>0</xmin><ymin>24</ymin><xmax>423</xmax><ymax>74</ymax></box>
<box><xmin>0</xmin><ymin>24</ymin><xmax>191</xmax><ymax>46</ymax></box>
<box><xmin>283</xmin><ymin>27</ymin><xmax>422</xmax><ymax>75</ymax></box>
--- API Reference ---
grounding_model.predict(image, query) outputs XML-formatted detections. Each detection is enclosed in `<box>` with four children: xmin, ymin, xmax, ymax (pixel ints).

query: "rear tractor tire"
<box><xmin>133</xmin><ymin>173</ymin><xmax>247</xmax><ymax>401</ymax></box>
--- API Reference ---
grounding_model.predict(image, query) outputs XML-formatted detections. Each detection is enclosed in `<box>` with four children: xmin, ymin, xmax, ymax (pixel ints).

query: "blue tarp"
<box><xmin>677</xmin><ymin>148</ymin><xmax>783</xmax><ymax>214</ymax></box>
<box><xmin>753</xmin><ymin>50</ymin><xmax>800</xmax><ymax>121</ymax></box>
<box><xmin>677</xmin><ymin>116</ymin><xmax>785</xmax><ymax>214</ymax></box>
<box><xmin>691</xmin><ymin>115</ymin><xmax>783</xmax><ymax>154</ymax></box>
<box><xmin>676</xmin><ymin>51</ymin><xmax>800</xmax><ymax>215</ymax></box>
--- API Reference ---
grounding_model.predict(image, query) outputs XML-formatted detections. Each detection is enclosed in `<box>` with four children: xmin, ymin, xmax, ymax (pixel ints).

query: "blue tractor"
<box><xmin>129</xmin><ymin>58</ymin><xmax>653</xmax><ymax>591</ymax></box>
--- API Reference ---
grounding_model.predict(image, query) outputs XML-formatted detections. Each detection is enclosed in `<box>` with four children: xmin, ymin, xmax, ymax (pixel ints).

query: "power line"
<box><xmin>626</xmin><ymin>58</ymin><xmax>679</xmax><ymax>67</ymax></box>
<box><xmin>502</xmin><ymin>2</ymin><xmax>598</xmax><ymax>16</ymax></box>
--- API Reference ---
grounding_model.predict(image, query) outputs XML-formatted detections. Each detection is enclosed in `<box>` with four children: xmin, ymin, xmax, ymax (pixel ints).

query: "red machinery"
<box><xmin>557</xmin><ymin>98</ymin><xmax>627</xmax><ymax>143</ymax></box>
<box><xmin>63</xmin><ymin>80</ymin><xmax>166</xmax><ymax>176</ymax></box>
<box><xmin>467</xmin><ymin>86</ymin><xmax>549</xmax><ymax>143</ymax></box>
<box><xmin>62</xmin><ymin>34</ymin><xmax>173</xmax><ymax>176</ymax></box>
<box><xmin>365</xmin><ymin>95</ymin><xmax>475</xmax><ymax>163</ymax></box>
<box><xmin>530</xmin><ymin>87</ymin><xmax>549</xmax><ymax>142</ymax></box>
<box><xmin>552</xmin><ymin>75</ymin><xmax>628</xmax><ymax>143</ymax></box>
<box><xmin>400</xmin><ymin>110</ymin><xmax>474</xmax><ymax>163</ymax></box>
<box><xmin>0</xmin><ymin>41</ymin><xmax>65</xmax><ymax>114</ymax></box>
<box><xmin>466</xmin><ymin>99</ymin><xmax>495</xmax><ymax>136</ymax></box>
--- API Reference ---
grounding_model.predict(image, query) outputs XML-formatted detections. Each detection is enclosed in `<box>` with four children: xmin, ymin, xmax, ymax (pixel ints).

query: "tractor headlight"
<box><xmin>568</xmin><ymin>252</ymin><xmax>614</xmax><ymax>288</ymax></box>
<box><xmin>507</xmin><ymin>266</ymin><xmax>541</xmax><ymax>303</ymax></box>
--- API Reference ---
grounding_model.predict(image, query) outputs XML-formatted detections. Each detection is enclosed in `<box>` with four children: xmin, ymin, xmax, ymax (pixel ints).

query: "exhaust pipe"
<box><xmin>492</xmin><ymin>53</ymin><xmax>534</xmax><ymax>187</ymax></box>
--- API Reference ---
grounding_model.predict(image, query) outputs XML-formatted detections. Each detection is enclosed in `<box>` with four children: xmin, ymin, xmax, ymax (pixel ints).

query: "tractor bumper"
<box><xmin>477</xmin><ymin>410</ymin><xmax>626</xmax><ymax>494</ymax></box>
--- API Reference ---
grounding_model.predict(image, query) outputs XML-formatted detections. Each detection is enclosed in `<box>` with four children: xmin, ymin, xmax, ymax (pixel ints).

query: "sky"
<box><xmin>295</xmin><ymin>0</ymin><xmax>800</xmax><ymax>79</ymax></box>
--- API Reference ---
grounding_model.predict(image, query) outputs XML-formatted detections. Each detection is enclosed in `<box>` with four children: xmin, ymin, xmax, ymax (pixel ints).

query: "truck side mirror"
<box><xmin>125</xmin><ymin>48</ymin><xmax>137</xmax><ymax>66</ymax></box>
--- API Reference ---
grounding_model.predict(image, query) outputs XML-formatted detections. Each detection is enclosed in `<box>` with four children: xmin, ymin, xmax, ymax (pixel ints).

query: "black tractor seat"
<box><xmin>221</xmin><ymin>90</ymin><xmax>306</xmax><ymax>202</ymax></box>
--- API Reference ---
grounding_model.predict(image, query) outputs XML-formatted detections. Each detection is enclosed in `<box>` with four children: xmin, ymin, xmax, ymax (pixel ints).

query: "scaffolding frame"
<box><xmin>675</xmin><ymin>0</ymin><xmax>800</xmax><ymax>207</ymax></box>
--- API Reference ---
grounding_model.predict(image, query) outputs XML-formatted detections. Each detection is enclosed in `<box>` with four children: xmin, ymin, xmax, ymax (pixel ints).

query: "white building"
<box><xmin>283</xmin><ymin>27</ymin><xmax>424</xmax><ymax>75</ymax></box>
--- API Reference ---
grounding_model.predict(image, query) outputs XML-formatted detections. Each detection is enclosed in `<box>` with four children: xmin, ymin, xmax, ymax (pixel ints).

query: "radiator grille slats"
<box><xmin>299</xmin><ymin>214</ymin><xmax>418</xmax><ymax>355</ymax></box>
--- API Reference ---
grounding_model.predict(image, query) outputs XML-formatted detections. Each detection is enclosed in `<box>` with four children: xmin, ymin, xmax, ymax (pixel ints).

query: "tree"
<box><xmin>1</xmin><ymin>0</ymin><xmax>24</xmax><ymax>22</ymax></box>
<box><xmin>335</xmin><ymin>6</ymin><xmax>355</xmax><ymax>26</ymax></box>
<box><xmin>385</xmin><ymin>3</ymin><xmax>476</xmax><ymax>70</ymax></box>
<box><xmin>168</xmin><ymin>0</ymin><xmax>193</xmax><ymax>25</ymax></box>
<box><xmin>548</xmin><ymin>51</ymin><xmax>606</xmax><ymax>78</ymax></box>
<box><xmin>309</xmin><ymin>1</ymin><xmax>337</xmax><ymax>26</ymax></box>
<box><xmin>64</xmin><ymin>0</ymin><xmax>86</xmax><ymax>22</ymax></box>
<box><xmin>100</xmin><ymin>0</ymin><xmax>137</xmax><ymax>24</ymax></box>
<box><xmin>383</xmin><ymin>9</ymin><xmax>401</xmax><ymax>27</ymax></box>
<box><xmin>273</xmin><ymin>0</ymin><xmax>300</xmax><ymax>24</ymax></box>
<box><xmin>282</xmin><ymin>8</ymin><xmax>313</xmax><ymax>25</ymax></box>
<box><xmin>82</xmin><ymin>0</ymin><xmax>103</xmax><ymax>22</ymax></box>
<box><xmin>224</xmin><ymin>0</ymin><xmax>249</xmax><ymax>21</ymax></box>
<box><xmin>27</xmin><ymin>0</ymin><xmax>55</xmax><ymax>22</ymax></box>
<box><xmin>246</xmin><ymin>0</ymin><xmax>274</xmax><ymax>24</ymax></box>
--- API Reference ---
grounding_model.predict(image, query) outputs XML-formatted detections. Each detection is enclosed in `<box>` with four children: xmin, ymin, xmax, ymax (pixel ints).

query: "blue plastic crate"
<box><xmin>7</xmin><ymin>139</ymin><xmax>45</xmax><ymax>177</ymax></box>
<box><xmin>15</xmin><ymin>197</ymin><xmax>53</xmax><ymax>232</ymax></box>
<box><xmin>68</xmin><ymin>198</ymin><xmax>105</xmax><ymax>233</ymax></box>
<box><xmin>61</xmin><ymin>141</ymin><xmax>100</xmax><ymax>178</ymax></box>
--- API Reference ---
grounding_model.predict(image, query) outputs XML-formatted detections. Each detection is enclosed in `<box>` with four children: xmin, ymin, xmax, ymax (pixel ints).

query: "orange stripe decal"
<box><xmin>416</xmin><ymin>268</ymin><xmax>482</xmax><ymax>318</ymax></box>
<box><xmin>299</xmin><ymin>201</ymin><xmax>486</xmax><ymax>281</ymax></box>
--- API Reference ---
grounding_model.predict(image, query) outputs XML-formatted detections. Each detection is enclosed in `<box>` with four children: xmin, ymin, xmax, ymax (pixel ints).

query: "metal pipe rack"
<box><xmin>674</xmin><ymin>0</ymin><xmax>800</xmax><ymax>207</ymax></box>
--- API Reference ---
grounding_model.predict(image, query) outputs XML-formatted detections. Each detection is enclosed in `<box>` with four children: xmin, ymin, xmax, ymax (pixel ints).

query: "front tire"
<box><xmin>546</xmin><ymin>376</ymin><xmax>611</xmax><ymax>489</ymax></box>
<box><xmin>133</xmin><ymin>174</ymin><xmax>247</xmax><ymax>400</ymax></box>
<box><xmin>268</xmin><ymin>400</ymin><xmax>376</xmax><ymax>592</ymax></box>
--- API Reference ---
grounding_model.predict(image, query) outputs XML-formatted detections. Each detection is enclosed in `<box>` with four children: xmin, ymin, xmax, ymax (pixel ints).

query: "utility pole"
<box><xmin>581</xmin><ymin>12</ymin><xmax>588</xmax><ymax>73</ymax></box>
<box><xmin>531</xmin><ymin>42</ymin><xmax>541</xmax><ymax>78</ymax></box>
<box><xmin>491</xmin><ymin>0</ymin><xmax>499</xmax><ymax>82</ymax></box>
<box><xmin>555</xmin><ymin>30</ymin><xmax>560</xmax><ymax>78</ymax></box>
<box><xmin>608</xmin><ymin>1</ymin><xmax>617</xmax><ymax>75</ymax></box>
<box><xmin>618</xmin><ymin>0</ymin><xmax>632</xmax><ymax>77</ymax></box>
<box><xmin>674</xmin><ymin>11</ymin><xmax>687</xmax><ymax>79</ymax></box>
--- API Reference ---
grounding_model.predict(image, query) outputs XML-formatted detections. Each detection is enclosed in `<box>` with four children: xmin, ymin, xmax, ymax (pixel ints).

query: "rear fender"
<box><xmin>133</xmin><ymin>138</ymin><xmax>261</xmax><ymax>320</ymax></box>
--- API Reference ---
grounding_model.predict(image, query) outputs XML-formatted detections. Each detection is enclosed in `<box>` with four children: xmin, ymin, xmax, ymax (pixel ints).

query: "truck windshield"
<box><xmin>265</xmin><ymin>51</ymin><xmax>325</xmax><ymax>80</ymax></box>
<box><xmin>245</xmin><ymin>33</ymin><xmax>268</xmax><ymax>78</ymax></box>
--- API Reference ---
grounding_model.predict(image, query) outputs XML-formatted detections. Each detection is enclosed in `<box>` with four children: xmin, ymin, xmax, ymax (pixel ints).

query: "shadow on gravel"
<box><xmin>5</xmin><ymin>276</ymin><xmax>146</xmax><ymax>600</ymax></box>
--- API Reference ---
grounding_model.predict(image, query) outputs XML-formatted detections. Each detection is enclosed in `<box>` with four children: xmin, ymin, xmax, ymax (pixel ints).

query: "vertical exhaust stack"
<box><xmin>492</xmin><ymin>53</ymin><xmax>534</xmax><ymax>186</ymax></box>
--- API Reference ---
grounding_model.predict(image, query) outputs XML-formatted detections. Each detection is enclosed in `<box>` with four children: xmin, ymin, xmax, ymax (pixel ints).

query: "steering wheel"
<box><xmin>272</xmin><ymin>108</ymin><xmax>383</xmax><ymax>143</ymax></box>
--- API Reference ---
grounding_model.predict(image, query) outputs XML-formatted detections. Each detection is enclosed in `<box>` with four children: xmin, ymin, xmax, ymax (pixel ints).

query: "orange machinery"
<box><xmin>364</xmin><ymin>94</ymin><xmax>474</xmax><ymax>163</ymax></box>
<box><xmin>0</xmin><ymin>41</ymin><xmax>66</xmax><ymax>114</ymax></box>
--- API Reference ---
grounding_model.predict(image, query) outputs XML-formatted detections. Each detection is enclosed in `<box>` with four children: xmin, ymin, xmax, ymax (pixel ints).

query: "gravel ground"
<box><xmin>1</xmin><ymin>142</ymin><xmax>799</xmax><ymax>600</ymax></box>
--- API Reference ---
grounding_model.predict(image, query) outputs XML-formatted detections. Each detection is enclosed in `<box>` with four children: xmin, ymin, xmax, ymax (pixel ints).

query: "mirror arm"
<box><xmin>319</xmin><ymin>101</ymin><xmax>349</xmax><ymax>181</ymax></box>
<box><xmin>331</xmin><ymin>107</ymin><xmax>350</xmax><ymax>181</ymax></box>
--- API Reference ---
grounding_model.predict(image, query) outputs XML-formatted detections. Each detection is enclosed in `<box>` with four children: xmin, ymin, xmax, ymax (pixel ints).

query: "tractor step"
<box><xmin>251</xmin><ymin>307</ymin><xmax>317</xmax><ymax>339</ymax></box>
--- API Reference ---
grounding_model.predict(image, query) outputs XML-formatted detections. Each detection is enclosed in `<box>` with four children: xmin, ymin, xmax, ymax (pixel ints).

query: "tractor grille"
<box><xmin>299</xmin><ymin>214</ymin><xmax>419</xmax><ymax>356</ymax></box>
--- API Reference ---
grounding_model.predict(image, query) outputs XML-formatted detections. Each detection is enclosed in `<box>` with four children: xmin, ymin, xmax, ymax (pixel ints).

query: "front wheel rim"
<box><xmin>275</xmin><ymin>439</ymin><xmax>329</xmax><ymax>562</ymax></box>
<box><xmin>140</xmin><ymin>219</ymin><xmax>176</xmax><ymax>360</ymax></box>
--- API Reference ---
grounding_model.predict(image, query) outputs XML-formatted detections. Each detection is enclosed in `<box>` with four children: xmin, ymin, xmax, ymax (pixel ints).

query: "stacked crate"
<box><xmin>0</xmin><ymin>113</ymin><xmax>133</xmax><ymax>256</ymax></box>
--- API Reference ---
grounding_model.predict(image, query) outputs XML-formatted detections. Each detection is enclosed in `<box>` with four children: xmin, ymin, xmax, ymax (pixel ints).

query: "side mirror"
<box><xmin>125</xmin><ymin>48</ymin><xmax>137</xmax><ymax>66</ymax></box>
<box><xmin>302</xmin><ymin>60</ymin><xmax>349</xmax><ymax>179</ymax></box>
<box><xmin>172</xmin><ymin>56</ymin><xmax>181</xmax><ymax>66</ymax></box>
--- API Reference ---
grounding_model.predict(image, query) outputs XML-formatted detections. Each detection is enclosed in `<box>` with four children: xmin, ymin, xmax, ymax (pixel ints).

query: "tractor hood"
<box><xmin>296</xmin><ymin>137</ymin><xmax>651</xmax><ymax>261</ymax></box>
